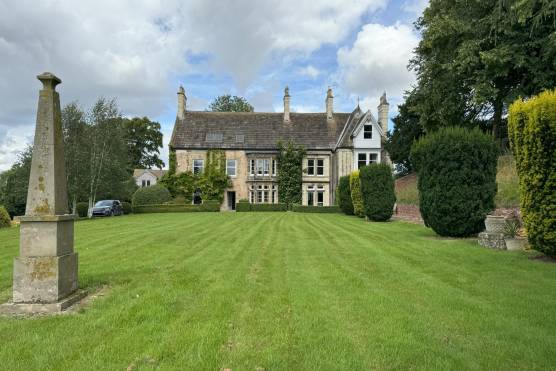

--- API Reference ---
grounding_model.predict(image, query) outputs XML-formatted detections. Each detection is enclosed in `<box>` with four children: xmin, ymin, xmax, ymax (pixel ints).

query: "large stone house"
<box><xmin>169</xmin><ymin>86</ymin><xmax>390</xmax><ymax>210</ymax></box>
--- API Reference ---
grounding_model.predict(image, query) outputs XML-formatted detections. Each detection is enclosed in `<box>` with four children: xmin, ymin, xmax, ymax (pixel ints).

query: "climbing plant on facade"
<box><xmin>276</xmin><ymin>140</ymin><xmax>306</xmax><ymax>208</ymax></box>
<box><xmin>160</xmin><ymin>149</ymin><xmax>230</xmax><ymax>203</ymax></box>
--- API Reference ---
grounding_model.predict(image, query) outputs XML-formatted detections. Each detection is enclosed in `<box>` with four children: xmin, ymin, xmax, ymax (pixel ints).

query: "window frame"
<box><xmin>316</xmin><ymin>159</ymin><xmax>324</xmax><ymax>176</ymax></box>
<box><xmin>226</xmin><ymin>159</ymin><xmax>237</xmax><ymax>177</ymax></box>
<box><xmin>363</xmin><ymin>124</ymin><xmax>373</xmax><ymax>139</ymax></box>
<box><xmin>193</xmin><ymin>159</ymin><xmax>204</xmax><ymax>174</ymax></box>
<box><xmin>307</xmin><ymin>159</ymin><xmax>315</xmax><ymax>175</ymax></box>
<box><xmin>357</xmin><ymin>153</ymin><xmax>367</xmax><ymax>169</ymax></box>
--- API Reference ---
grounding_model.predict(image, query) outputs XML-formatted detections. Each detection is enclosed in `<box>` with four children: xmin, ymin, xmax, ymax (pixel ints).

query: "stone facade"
<box><xmin>170</xmin><ymin>86</ymin><xmax>390</xmax><ymax>210</ymax></box>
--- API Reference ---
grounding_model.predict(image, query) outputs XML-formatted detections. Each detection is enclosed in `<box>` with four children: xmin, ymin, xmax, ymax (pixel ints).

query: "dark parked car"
<box><xmin>92</xmin><ymin>200</ymin><xmax>123</xmax><ymax>217</ymax></box>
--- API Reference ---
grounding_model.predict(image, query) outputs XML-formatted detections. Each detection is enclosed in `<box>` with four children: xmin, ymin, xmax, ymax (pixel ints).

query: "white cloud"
<box><xmin>298</xmin><ymin>65</ymin><xmax>321</xmax><ymax>79</ymax></box>
<box><xmin>337</xmin><ymin>22</ymin><xmax>419</xmax><ymax>113</ymax></box>
<box><xmin>402</xmin><ymin>0</ymin><xmax>429</xmax><ymax>16</ymax></box>
<box><xmin>0</xmin><ymin>0</ymin><xmax>390</xmax><ymax>170</ymax></box>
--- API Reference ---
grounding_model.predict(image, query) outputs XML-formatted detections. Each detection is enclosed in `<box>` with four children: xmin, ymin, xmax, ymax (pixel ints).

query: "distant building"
<box><xmin>169</xmin><ymin>86</ymin><xmax>390</xmax><ymax>210</ymax></box>
<box><xmin>133</xmin><ymin>169</ymin><xmax>167</xmax><ymax>188</ymax></box>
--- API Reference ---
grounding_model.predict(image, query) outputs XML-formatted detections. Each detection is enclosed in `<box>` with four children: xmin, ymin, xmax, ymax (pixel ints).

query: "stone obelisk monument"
<box><xmin>1</xmin><ymin>73</ymin><xmax>84</xmax><ymax>314</ymax></box>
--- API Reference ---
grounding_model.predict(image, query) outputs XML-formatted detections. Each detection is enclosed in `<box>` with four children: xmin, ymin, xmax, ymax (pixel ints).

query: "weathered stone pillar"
<box><xmin>1</xmin><ymin>73</ymin><xmax>83</xmax><ymax>314</ymax></box>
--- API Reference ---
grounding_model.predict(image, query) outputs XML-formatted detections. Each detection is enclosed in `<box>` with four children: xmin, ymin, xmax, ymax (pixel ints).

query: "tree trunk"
<box><xmin>492</xmin><ymin>98</ymin><xmax>503</xmax><ymax>140</ymax></box>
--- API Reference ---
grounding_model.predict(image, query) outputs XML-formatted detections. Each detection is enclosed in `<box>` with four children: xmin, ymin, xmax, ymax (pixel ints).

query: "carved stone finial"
<box><xmin>284</xmin><ymin>86</ymin><xmax>290</xmax><ymax>97</ymax></box>
<box><xmin>327</xmin><ymin>87</ymin><xmax>333</xmax><ymax>98</ymax></box>
<box><xmin>178</xmin><ymin>85</ymin><xmax>185</xmax><ymax>95</ymax></box>
<box><xmin>37</xmin><ymin>72</ymin><xmax>62</xmax><ymax>91</ymax></box>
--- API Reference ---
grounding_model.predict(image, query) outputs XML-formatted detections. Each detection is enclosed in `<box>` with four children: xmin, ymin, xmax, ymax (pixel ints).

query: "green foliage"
<box><xmin>63</xmin><ymin>98</ymin><xmax>137</xmax><ymax>207</ymax></box>
<box><xmin>160</xmin><ymin>150</ymin><xmax>230</xmax><ymax>204</ymax></box>
<box><xmin>337</xmin><ymin>175</ymin><xmax>354</xmax><ymax>215</ymax></box>
<box><xmin>235</xmin><ymin>199</ymin><xmax>287</xmax><ymax>212</ymax></box>
<box><xmin>208</xmin><ymin>95</ymin><xmax>254</xmax><ymax>112</ymax></box>
<box><xmin>0</xmin><ymin>146</ymin><xmax>32</xmax><ymax>217</ymax></box>
<box><xmin>121</xmin><ymin>116</ymin><xmax>165</xmax><ymax>170</ymax></box>
<box><xmin>76</xmin><ymin>202</ymin><xmax>89</xmax><ymax>218</ymax></box>
<box><xmin>408</xmin><ymin>0</ymin><xmax>556</xmax><ymax>142</ymax></box>
<box><xmin>349</xmin><ymin>171</ymin><xmax>364</xmax><ymax>217</ymax></box>
<box><xmin>277</xmin><ymin>141</ymin><xmax>306</xmax><ymax>208</ymax></box>
<box><xmin>360</xmin><ymin>164</ymin><xmax>396</xmax><ymax>222</ymax></box>
<box><xmin>236</xmin><ymin>200</ymin><xmax>251</xmax><ymax>212</ymax></box>
<box><xmin>411</xmin><ymin>127</ymin><xmax>498</xmax><ymax>237</ymax></box>
<box><xmin>0</xmin><ymin>206</ymin><xmax>11</xmax><ymax>228</ymax></box>
<box><xmin>292</xmin><ymin>205</ymin><xmax>342</xmax><ymax>213</ymax></box>
<box><xmin>508</xmin><ymin>90</ymin><xmax>556</xmax><ymax>256</ymax></box>
<box><xmin>133</xmin><ymin>201</ymin><xmax>220</xmax><ymax>213</ymax></box>
<box><xmin>168</xmin><ymin>148</ymin><xmax>177</xmax><ymax>175</ymax></box>
<box><xmin>121</xmin><ymin>201</ymin><xmax>132</xmax><ymax>215</ymax></box>
<box><xmin>385</xmin><ymin>95</ymin><xmax>425</xmax><ymax>175</ymax></box>
<box><xmin>132</xmin><ymin>184</ymin><xmax>172</xmax><ymax>207</ymax></box>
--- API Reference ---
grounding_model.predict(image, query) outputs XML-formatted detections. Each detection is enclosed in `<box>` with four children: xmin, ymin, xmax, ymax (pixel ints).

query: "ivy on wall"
<box><xmin>168</xmin><ymin>148</ymin><xmax>177</xmax><ymax>175</ymax></box>
<box><xmin>160</xmin><ymin>149</ymin><xmax>230</xmax><ymax>203</ymax></box>
<box><xmin>276</xmin><ymin>140</ymin><xmax>306</xmax><ymax>208</ymax></box>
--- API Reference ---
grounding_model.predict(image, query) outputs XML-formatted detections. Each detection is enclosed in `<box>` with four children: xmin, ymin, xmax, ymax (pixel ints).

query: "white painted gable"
<box><xmin>352</xmin><ymin>111</ymin><xmax>383</xmax><ymax>149</ymax></box>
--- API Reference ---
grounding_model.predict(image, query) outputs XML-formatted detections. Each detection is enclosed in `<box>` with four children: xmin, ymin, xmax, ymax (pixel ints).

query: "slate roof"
<box><xmin>133</xmin><ymin>169</ymin><xmax>167</xmax><ymax>179</ymax></box>
<box><xmin>170</xmin><ymin>111</ymin><xmax>354</xmax><ymax>151</ymax></box>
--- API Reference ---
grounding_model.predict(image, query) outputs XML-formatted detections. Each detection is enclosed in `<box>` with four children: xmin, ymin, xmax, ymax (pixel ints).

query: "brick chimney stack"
<box><xmin>283</xmin><ymin>86</ymin><xmax>291</xmax><ymax>122</ymax></box>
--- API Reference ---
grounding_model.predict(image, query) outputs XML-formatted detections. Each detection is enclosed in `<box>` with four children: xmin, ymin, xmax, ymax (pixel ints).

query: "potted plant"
<box><xmin>504</xmin><ymin>219</ymin><xmax>527</xmax><ymax>251</ymax></box>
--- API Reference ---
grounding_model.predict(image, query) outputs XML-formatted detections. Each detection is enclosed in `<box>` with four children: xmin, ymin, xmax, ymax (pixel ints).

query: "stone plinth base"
<box><xmin>0</xmin><ymin>289</ymin><xmax>88</xmax><ymax>315</ymax></box>
<box><xmin>13</xmin><ymin>253</ymin><xmax>78</xmax><ymax>303</ymax></box>
<box><xmin>478</xmin><ymin>232</ymin><xmax>507</xmax><ymax>250</ymax></box>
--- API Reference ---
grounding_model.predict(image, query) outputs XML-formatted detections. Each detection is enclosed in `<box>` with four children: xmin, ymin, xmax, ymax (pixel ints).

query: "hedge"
<box><xmin>132</xmin><ymin>185</ymin><xmax>172</xmax><ymax>207</ymax></box>
<box><xmin>360</xmin><ymin>163</ymin><xmax>396</xmax><ymax>221</ymax></box>
<box><xmin>508</xmin><ymin>90</ymin><xmax>556</xmax><ymax>256</ymax></box>
<box><xmin>133</xmin><ymin>200</ymin><xmax>220</xmax><ymax>213</ymax></box>
<box><xmin>292</xmin><ymin>205</ymin><xmax>342</xmax><ymax>213</ymax></box>
<box><xmin>350</xmin><ymin>171</ymin><xmax>364</xmax><ymax>217</ymax></box>
<box><xmin>121</xmin><ymin>202</ymin><xmax>132</xmax><ymax>215</ymax></box>
<box><xmin>0</xmin><ymin>206</ymin><xmax>11</xmax><ymax>228</ymax></box>
<box><xmin>337</xmin><ymin>175</ymin><xmax>354</xmax><ymax>215</ymax></box>
<box><xmin>236</xmin><ymin>200</ymin><xmax>251</xmax><ymax>212</ymax></box>
<box><xmin>76</xmin><ymin>202</ymin><xmax>89</xmax><ymax>218</ymax></box>
<box><xmin>410</xmin><ymin>126</ymin><xmax>498</xmax><ymax>237</ymax></box>
<box><xmin>236</xmin><ymin>200</ymin><xmax>287</xmax><ymax>212</ymax></box>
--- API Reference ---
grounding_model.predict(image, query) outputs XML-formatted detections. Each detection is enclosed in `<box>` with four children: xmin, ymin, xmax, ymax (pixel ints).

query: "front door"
<box><xmin>227</xmin><ymin>191</ymin><xmax>236</xmax><ymax>210</ymax></box>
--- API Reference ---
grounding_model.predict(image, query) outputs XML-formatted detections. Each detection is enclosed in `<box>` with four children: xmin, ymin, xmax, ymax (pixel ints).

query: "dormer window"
<box><xmin>363</xmin><ymin>125</ymin><xmax>373</xmax><ymax>139</ymax></box>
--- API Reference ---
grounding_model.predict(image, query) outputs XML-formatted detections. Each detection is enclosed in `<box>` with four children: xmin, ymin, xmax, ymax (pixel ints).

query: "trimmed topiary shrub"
<box><xmin>132</xmin><ymin>184</ymin><xmax>172</xmax><ymax>207</ymax></box>
<box><xmin>508</xmin><ymin>90</ymin><xmax>556</xmax><ymax>256</ymax></box>
<box><xmin>121</xmin><ymin>202</ymin><xmax>132</xmax><ymax>215</ymax></box>
<box><xmin>360</xmin><ymin>163</ymin><xmax>396</xmax><ymax>221</ymax></box>
<box><xmin>236</xmin><ymin>199</ymin><xmax>251</xmax><ymax>212</ymax></box>
<box><xmin>410</xmin><ymin>127</ymin><xmax>498</xmax><ymax>237</ymax></box>
<box><xmin>292</xmin><ymin>205</ymin><xmax>342</xmax><ymax>213</ymax></box>
<box><xmin>350</xmin><ymin>171</ymin><xmax>364</xmax><ymax>217</ymax></box>
<box><xmin>76</xmin><ymin>202</ymin><xmax>89</xmax><ymax>218</ymax></box>
<box><xmin>133</xmin><ymin>200</ymin><xmax>220</xmax><ymax>213</ymax></box>
<box><xmin>337</xmin><ymin>175</ymin><xmax>354</xmax><ymax>215</ymax></box>
<box><xmin>0</xmin><ymin>206</ymin><xmax>11</xmax><ymax>228</ymax></box>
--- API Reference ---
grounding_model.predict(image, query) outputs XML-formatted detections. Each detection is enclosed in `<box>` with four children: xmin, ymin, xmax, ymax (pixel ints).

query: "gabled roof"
<box><xmin>351</xmin><ymin>111</ymin><xmax>384</xmax><ymax>139</ymax></box>
<box><xmin>133</xmin><ymin>169</ymin><xmax>167</xmax><ymax>179</ymax></box>
<box><xmin>170</xmin><ymin>111</ymin><xmax>352</xmax><ymax>151</ymax></box>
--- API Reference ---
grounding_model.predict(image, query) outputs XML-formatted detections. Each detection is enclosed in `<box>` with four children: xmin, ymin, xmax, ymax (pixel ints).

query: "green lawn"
<box><xmin>1</xmin><ymin>213</ymin><xmax>555</xmax><ymax>370</ymax></box>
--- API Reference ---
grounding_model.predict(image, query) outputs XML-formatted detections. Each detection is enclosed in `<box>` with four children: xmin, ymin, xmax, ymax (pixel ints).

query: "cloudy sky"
<box><xmin>0</xmin><ymin>0</ymin><xmax>427</xmax><ymax>171</ymax></box>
